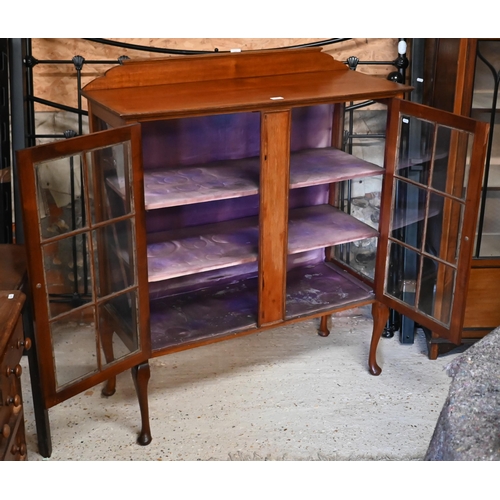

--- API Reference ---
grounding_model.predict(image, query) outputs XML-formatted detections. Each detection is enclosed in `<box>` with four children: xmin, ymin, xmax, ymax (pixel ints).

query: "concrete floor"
<box><xmin>20</xmin><ymin>307</ymin><xmax>461</xmax><ymax>461</ymax></box>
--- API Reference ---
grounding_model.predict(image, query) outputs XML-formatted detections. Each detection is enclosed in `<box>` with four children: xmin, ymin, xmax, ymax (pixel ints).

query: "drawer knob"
<box><xmin>17</xmin><ymin>338</ymin><xmax>32</xmax><ymax>351</ymax></box>
<box><xmin>1</xmin><ymin>424</ymin><xmax>10</xmax><ymax>439</ymax></box>
<box><xmin>6</xmin><ymin>395</ymin><xmax>21</xmax><ymax>408</ymax></box>
<box><xmin>6</xmin><ymin>364</ymin><xmax>22</xmax><ymax>378</ymax></box>
<box><xmin>11</xmin><ymin>443</ymin><xmax>27</xmax><ymax>456</ymax></box>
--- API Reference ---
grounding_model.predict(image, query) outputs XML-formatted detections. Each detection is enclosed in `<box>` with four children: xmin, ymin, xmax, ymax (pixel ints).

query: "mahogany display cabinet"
<box><xmin>16</xmin><ymin>47</ymin><xmax>489</xmax><ymax>454</ymax></box>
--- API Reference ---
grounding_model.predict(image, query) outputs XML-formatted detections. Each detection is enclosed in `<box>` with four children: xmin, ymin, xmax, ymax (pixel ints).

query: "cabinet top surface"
<box><xmin>0</xmin><ymin>244</ymin><xmax>26</xmax><ymax>291</ymax></box>
<box><xmin>0</xmin><ymin>290</ymin><xmax>25</xmax><ymax>354</ymax></box>
<box><xmin>82</xmin><ymin>47</ymin><xmax>411</xmax><ymax>121</ymax></box>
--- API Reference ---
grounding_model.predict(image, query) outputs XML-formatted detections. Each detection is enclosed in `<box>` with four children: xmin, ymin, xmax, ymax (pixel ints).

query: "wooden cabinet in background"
<box><xmin>0</xmin><ymin>290</ymin><xmax>29</xmax><ymax>461</ymax></box>
<box><xmin>423</xmin><ymin>39</ymin><xmax>500</xmax><ymax>349</ymax></box>
<box><xmin>16</xmin><ymin>47</ymin><xmax>489</xmax><ymax>455</ymax></box>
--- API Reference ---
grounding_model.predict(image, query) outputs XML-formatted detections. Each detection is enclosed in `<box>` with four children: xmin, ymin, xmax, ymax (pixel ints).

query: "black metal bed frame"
<box><xmin>6</xmin><ymin>37</ymin><xmax>411</xmax><ymax>338</ymax></box>
<box><xmin>6</xmin><ymin>38</ymin><xmax>408</xmax><ymax>226</ymax></box>
<box><xmin>6</xmin><ymin>36</ymin><xmax>409</xmax><ymax>261</ymax></box>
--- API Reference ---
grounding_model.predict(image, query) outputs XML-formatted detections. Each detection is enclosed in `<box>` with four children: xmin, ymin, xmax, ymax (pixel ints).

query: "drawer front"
<box><xmin>1</xmin><ymin>410</ymin><xmax>27</xmax><ymax>461</ymax></box>
<box><xmin>0</xmin><ymin>375</ymin><xmax>22</xmax><ymax>427</ymax></box>
<box><xmin>0</xmin><ymin>317</ymin><xmax>25</xmax><ymax>370</ymax></box>
<box><xmin>1</xmin><ymin>318</ymin><xmax>24</xmax><ymax>416</ymax></box>
<box><xmin>1</xmin><ymin>314</ymin><xmax>25</xmax><ymax>460</ymax></box>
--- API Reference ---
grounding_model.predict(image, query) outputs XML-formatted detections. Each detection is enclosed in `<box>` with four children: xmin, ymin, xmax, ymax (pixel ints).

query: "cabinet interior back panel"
<box><xmin>144</xmin><ymin>185</ymin><xmax>329</xmax><ymax>236</ymax></box>
<box><xmin>141</xmin><ymin>113</ymin><xmax>261</xmax><ymax>169</ymax></box>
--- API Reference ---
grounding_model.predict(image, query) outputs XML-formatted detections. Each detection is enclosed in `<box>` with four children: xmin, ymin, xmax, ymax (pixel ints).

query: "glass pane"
<box><xmin>334</xmin><ymin>237</ymin><xmax>378</xmax><ymax>280</ymax></box>
<box><xmin>42</xmin><ymin>234</ymin><xmax>93</xmax><ymax>319</ymax></box>
<box><xmin>431</xmin><ymin>125</ymin><xmax>472</xmax><ymax>199</ymax></box>
<box><xmin>425</xmin><ymin>193</ymin><xmax>464</xmax><ymax>266</ymax></box>
<box><xmin>98</xmin><ymin>291</ymin><xmax>139</xmax><ymax>367</ymax></box>
<box><xmin>332</xmin><ymin>174</ymin><xmax>382</xmax><ymax>281</ymax></box>
<box><xmin>35</xmin><ymin>154</ymin><xmax>87</xmax><ymax>240</ymax></box>
<box><xmin>391</xmin><ymin>178</ymin><xmax>428</xmax><ymax>250</ymax></box>
<box><xmin>386</xmin><ymin>242</ymin><xmax>456</xmax><ymax>328</ymax></box>
<box><xmin>418</xmin><ymin>257</ymin><xmax>456</xmax><ymax>327</ymax></box>
<box><xmin>474</xmin><ymin>41</ymin><xmax>500</xmax><ymax>100</ymax></box>
<box><xmin>346</xmin><ymin>101</ymin><xmax>388</xmax><ymax>168</ymax></box>
<box><xmin>51</xmin><ymin>306</ymin><xmax>98</xmax><ymax>388</ymax></box>
<box><xmin>385</xmin><ymin>241</ymin><xmax>420</xmax><ymax>307</ymax></box>
<box><xmin>397</xmin><ymin>116</ymin><xmax>435</xmax><ymax>185</ymax></box>
<box><xmin>92</xmin><ymin>219</ymin><xmax>136</xmax><ymax>299</ymax></box>
<box><xmin>86</xmin><ymin>142</ymin><xmax>133</xmax><ymax>224</ymax></box>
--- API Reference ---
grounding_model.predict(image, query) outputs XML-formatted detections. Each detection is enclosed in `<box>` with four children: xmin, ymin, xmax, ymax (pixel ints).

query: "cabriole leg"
<box><xmin>102</xmin><ymin>376</ymin><xmax>117</xmax><ymax>397</ymax></box>
<box><xmin>369</xmin><ymin>301</ymin><xmax>390</xmax><ymax>376</ymax></box>
<box><xmin>131</xmin><ymin>361</ymin><xmax>152</xmax><ymax>446</ymax></box>
<box><xmin>318</xmin><ymin>314</ymin><xmax>331</xmax><ymax>337</ymax></box>
<box><xmin>100</xmin><ymin>313</ymin><xmax>116</xmax><ymax>397</ymax></box>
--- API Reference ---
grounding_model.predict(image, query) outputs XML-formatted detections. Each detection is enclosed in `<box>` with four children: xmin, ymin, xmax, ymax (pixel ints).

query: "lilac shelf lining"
<box><xmin>146</xmin><ymin>204</ymin><xmax>379</xmax><ymax>282</ymax></box>
<box><xmin>106</xmin><ymin>147</ymin><xmax>384</xmax><ymax>210</ymax></box>
<box><xmin>149</xmin><ymin>260</ymin><xmax>374</xmax><ymax>353</ymax></box>
<box><xmin>285</xmin><ymin>261</ymin><xmax>374</xmax><ymax>319</ymax></box>
<box><xmin>146</xmin><ymin>217</ymin><xmax>259</xmax><ymax>282</ymax></box>
<box><xmin>289</xmin><ymin>149</ymin><xmax>383</xmax><ymax>189</ymax></box>
<box><xmin>143</xmin><ymin>156</ymin><xmax>259</xmax><ymax>210</ymax></box>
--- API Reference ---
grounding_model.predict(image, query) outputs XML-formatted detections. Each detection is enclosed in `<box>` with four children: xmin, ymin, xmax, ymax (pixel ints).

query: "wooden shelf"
<box><xmin>107</xmin><ymin>147</ymin><xmax>383</xmax><ymax>210</ymax></box>
<box><xmin>146</xmin><ymin>217</ymin><xmax>259</xmax><ymax>282</ymax></box>
<box><xmin>288</xmin><ymin>205</ymin><xmax>378</xmax><ymax>253</ymax></box>
<box><xmin>150</xmin><ymin>270</ymin><xmax>259</xmax><ymax>352</ymax></box>
<box><xmin>149</xmin><ymin>260</ymin><xmax>373</xmax><ymax>352</ymax></box>
<box><xmin>286</xmin><ymin>261</ymin><xmax>374</xmax><ymax>320</ymax></box>
<box><xmin>289</xmin><ymin>148</ymin><xmax>383</xmax><ymax>188</ymax></box>
<box><xmin>143</xmin><ymin>156</ymin><xmax>260</xmax><ymax>210</ymax></box>
<box><xmin>472</xmin><ymin>92</ymin><xmax>500</xmax><ymax>111</ymax></box>
<box><xmin>146</xmin><ymin>204</ymin><xmax>378</xmax><ymax>282</ymax></box>
<box><xmin>485</xmin><ymin>163</ymin><xmax>500</xmax><ymax>188</ymax></box>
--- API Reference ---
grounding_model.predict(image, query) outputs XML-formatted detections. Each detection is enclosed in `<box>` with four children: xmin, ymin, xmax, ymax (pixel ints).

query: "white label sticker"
<box><xmin>8</xmin><ymin>293</ymin><xmax>14</xmax><ymax>299</ymax></box>
<box><xmin>403</xmin><ymin>118</ymin><xmax>409</xmax><ymax>124</ymax></box>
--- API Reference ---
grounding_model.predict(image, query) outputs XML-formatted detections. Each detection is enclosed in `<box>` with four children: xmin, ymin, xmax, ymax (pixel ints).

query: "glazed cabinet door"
<box><xmin>16</xmin><ymin>124</ymin><xmax>150</xmax><ymax>407</ymax></box>
<box><xmin>377</xmin><ymin>99</ymin><xmax>489</xmax><ymax>344</ymax></box>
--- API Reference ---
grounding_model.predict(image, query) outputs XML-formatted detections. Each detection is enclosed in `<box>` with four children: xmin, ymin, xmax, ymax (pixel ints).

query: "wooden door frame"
<box><xmin>16</xmin><ymin>124</ymin><xmax>151</xmax><ymax>407</ymax></box>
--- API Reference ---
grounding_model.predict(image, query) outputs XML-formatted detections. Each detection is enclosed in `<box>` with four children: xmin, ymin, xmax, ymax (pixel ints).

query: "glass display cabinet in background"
<box><xmin>420</xmin><ymin>39</ymin><xmax>500</xmax><ymax>357</ymax></box>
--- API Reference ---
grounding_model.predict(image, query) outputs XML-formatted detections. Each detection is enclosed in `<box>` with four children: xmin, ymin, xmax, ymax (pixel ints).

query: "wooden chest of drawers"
<box><xmin>0</xmin><ymin>290</ymin><xmax>29</xmax><ymax>461</ymax></box>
